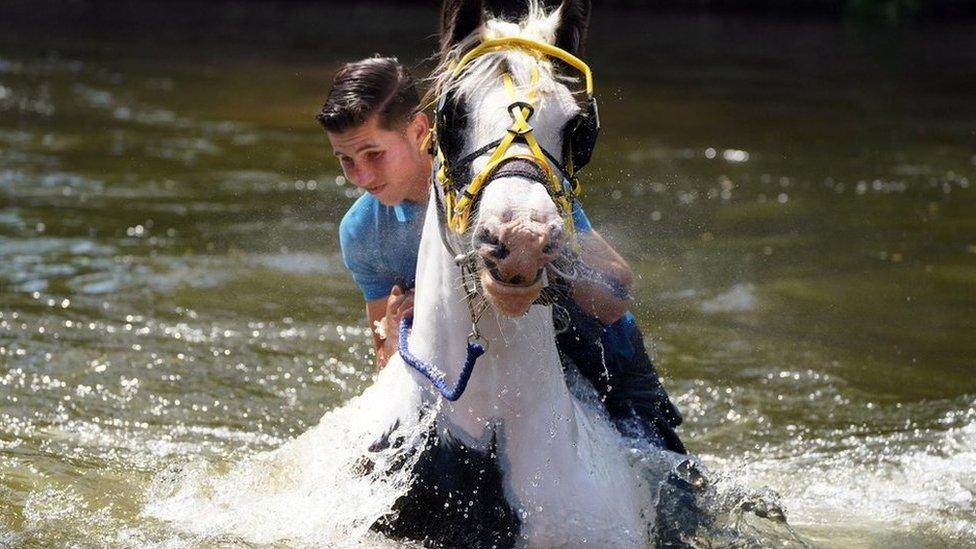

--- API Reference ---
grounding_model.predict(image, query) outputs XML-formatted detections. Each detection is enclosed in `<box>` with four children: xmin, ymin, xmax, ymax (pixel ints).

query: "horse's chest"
<box><xmin>374</xmin><ymin>424</ymin><xmax>521</xmax><ymax>548</ymax></box>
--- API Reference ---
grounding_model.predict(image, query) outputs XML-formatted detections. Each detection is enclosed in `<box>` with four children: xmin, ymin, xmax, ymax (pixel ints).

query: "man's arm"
<box><xmin>569</xmin><ymin>228</ymin><xmax>634</xmax><ymax>325</ymax></box>
<box><xmin>365</xmin><ymin>297</ymin><xmax>391</xmax><ymax>368</ymax></box>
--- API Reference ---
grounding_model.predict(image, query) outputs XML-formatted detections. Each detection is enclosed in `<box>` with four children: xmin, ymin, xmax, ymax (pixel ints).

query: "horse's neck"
<box><xmin>404</xmin><ymin>197</ymin><xmax>649</xmax><ymax>544</ymax></box>
<box><xmin>408</xmin><ymin>195</ymin><xmax>576</xmax><ymax>443</ymax></box>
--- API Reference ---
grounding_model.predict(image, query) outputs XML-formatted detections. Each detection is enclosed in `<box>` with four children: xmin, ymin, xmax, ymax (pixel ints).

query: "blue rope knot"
<box><xmin>398</xmin><ymin>315</ymin><xmax>485</xmax><ymax>402</ymax></box>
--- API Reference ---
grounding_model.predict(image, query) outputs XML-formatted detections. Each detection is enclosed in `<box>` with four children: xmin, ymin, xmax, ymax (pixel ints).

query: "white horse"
<box><xmin>370</xmin><ymin>1</ymin><xmax>685</xmax><ymax>546</ymax></box>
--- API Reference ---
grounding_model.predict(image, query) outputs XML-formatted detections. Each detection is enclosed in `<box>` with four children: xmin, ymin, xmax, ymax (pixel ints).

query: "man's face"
<box><xmin>327</xmin><ymin>113</ymin><xmax>429</xmax><ymax>206</ymax></box>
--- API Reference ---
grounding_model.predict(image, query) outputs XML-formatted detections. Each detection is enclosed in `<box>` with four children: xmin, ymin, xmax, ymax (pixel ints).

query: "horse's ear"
<box><xmin>440</xmin><ymin>0</ymin><xmax>485</xmax><ymax>58</ymax></box>
<box><xmin>553</xmin><ymin>0</ymin><xmax>590</xmax><ymax>56</ymax></box>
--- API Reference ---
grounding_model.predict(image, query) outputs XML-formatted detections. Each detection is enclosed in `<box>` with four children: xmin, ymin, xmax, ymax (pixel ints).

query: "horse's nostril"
<box><xmin>542</xmin><ymin>234</ymin><xmax>565</xmax><ymax>255</ymax></box>
<box><xmin>489</xmin><ymin>244</ymin><xmax>510</xmax><ymax>259</ymax></box>
<box><xmin>476</xmin><ymin>228</ymin><xmax>499</xmax><ymax>247</ymax></box>
<box><xmin>476</xmin><ymin>228</ymin><xmax>510</xmax><ymax>259</ymax></box>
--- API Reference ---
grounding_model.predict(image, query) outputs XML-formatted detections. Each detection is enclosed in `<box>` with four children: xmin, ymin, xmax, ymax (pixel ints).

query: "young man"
<box><xmin>318</xmin><ymin>57</ymin><xmax>685</xmax><ymax>453</ymax></box>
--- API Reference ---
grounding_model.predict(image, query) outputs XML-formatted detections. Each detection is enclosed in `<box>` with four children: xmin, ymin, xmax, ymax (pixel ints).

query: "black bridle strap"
<box><xmin>447</xmin><ymin>140</ymin><xmax>575</xmax><ymax>200</ymax></box>
<box><xmin>488</xmin><ymin>157</ymin><xmax>551</xmax><ymax>187</ymax></box>
<box><xmin>432</xmin><ymin>170</ymin><xmax>463</xmax><ymax>259</ymax></box>
<box><xmin>448</xmin><ymin>139</ymin><xmax>502</xmax><ymax>182</ymax></box>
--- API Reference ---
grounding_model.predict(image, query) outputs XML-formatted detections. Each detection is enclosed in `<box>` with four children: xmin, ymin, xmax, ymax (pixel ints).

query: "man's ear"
<box><xmin>408</xmin><ymin>112</ymin><xmax>430</xmax><ymax>149</ymax></box>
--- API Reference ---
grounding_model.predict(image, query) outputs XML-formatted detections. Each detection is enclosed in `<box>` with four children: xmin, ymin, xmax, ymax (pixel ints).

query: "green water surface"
<box><xmin>1</xmin><ymin>3</ymin><xmax>974</xmax><ymax>546</ymax></box>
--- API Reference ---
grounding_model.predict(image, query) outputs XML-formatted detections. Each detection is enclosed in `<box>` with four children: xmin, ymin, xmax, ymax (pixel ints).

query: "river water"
<box><xmin>1</xmin><ymin>3</ymin><xmax>974</xmax><ymax>547</ymax></box>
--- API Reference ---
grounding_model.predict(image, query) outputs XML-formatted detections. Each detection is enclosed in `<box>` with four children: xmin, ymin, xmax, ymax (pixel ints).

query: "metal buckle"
<box><xmin>467</xmin><ymin>329</ymin><xmax>488</xmax><ymax>351</ymax></box>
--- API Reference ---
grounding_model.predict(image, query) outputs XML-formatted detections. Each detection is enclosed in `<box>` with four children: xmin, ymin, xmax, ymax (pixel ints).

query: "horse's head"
<box><xmin>434</xmin><ymin>0</ymin><xmax>595</xmax><ymax>317</ymax></box>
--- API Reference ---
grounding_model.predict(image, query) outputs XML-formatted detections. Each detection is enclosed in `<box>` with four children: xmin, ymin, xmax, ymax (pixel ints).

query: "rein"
<box><xmin>398</xmin><ymin>315</ymin><xmax>484</xmax><ymax>402</ymax></box>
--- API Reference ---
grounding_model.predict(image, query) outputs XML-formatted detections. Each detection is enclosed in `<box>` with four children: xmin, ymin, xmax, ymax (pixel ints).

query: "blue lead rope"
<box><xmin>398</xmin><ymin>315</ymin><xmax>485</xmax><ymax>401</ymax></box>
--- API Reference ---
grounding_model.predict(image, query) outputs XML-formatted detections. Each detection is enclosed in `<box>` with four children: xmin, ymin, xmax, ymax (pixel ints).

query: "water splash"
<box><xmin>144</xmin><ymin>365</ymin><xmax>431</xmax><ymax>545</ymax></box>
<box><xmin>707</xmin><ymin>400</ymin><xmax>976</xmax><ymax>545</ymax></box>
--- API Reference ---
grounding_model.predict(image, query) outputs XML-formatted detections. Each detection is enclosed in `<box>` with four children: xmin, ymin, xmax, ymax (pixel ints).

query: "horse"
<box><xmin>366</xmin><ymin>1</ymin><xmax>693</xmax><ymax>546</ymax></box>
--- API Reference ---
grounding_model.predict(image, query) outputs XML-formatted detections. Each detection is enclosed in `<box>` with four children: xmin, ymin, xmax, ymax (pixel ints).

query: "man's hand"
<box><xmin>380</xmin><ymin>284</ymin><xmax>415</xmax><ymax>348</ymax></box>
<box><xmin>366</xmin><ymin>285</ymin><xmax>415</xmax><ymax>369</ymax></box>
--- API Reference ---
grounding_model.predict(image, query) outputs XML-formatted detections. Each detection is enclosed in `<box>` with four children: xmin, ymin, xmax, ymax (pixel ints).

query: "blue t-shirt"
<box><xmin>339</xmin><ymin>195</ymin><xmax>426</xmax><ymax>301</ymax></box>
<box><xmin>339</xmin><ymin>193</ymin><xmax>638</xmax><ymax>358</ymax></box>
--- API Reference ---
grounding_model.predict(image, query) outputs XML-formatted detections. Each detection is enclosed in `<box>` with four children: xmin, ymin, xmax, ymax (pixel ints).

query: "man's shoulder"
<box><xmin>340</xmin><ymin>194</ymin><xmax>389</xmax><ymax>277</ymax></box>
<box><xmin>339</xmin><ymin>193</ymin><xmax>381</xmax><ymax>246</ymax></box>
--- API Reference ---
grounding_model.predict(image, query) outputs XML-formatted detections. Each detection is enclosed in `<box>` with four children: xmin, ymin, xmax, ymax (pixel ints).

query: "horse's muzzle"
<box><xmin>475</xmin><ymin>218</ymin><xmax>564</xmax><ymax>316</ymax></box>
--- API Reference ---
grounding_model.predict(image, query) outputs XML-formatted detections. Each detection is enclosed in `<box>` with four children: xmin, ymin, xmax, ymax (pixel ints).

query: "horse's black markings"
<box><xmin>477</xmin><ymin>231</ymin><xmax>510</xmax><ymax>260</ymax></box>
<box><xmin>352</xmin><ymin>419</ymin><xmax>412</xmax><ymax>477</ymax></box>
<box><xmin>368</xmin><ymin>419</ymin><xmax>403</xmax><ymax>452</ymax></box>
<box><xmin>490</xmin><ymin>244</ymin><xmax>510</xmax><ymax>260</ymax></box>
<box><xmin>476</xmin><ymin>228</ymin><xmax>500</xmax><ymax>247</ymax></box>
<box><xmin>372</xmin><ymin>422</ymin><xmax>520</xmax><ymax>548</ymax></box>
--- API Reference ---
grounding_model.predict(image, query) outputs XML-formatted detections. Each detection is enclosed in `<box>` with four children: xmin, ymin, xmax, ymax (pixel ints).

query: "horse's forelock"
<box><xmin>430</xmin><ymin>1</ymin><xmax>574</xmax><ymax>102</ymax></box>
<box><xmin>482</xmin><ymin>0</ymin><xmax>558</xmax><ymax>43</ymax></box>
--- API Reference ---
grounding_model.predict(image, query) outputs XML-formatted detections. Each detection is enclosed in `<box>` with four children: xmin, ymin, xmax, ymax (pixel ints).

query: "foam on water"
<box><xmin>707</xmin><ymin>401</ymin><xmax>976</xmax><ymax>545</ymax></box>
<box><xmin>143</xmin><ymin>363</ymin><xmax>431</xmax><ymax>545</ymax></box>
<box><xmin>140</xmin><ymin>359</ymin><xmax>807</xmax><ymax>547</ymax></box>
<box><xmin>141</xmin><ymin>360</ymin><xmax>692</xmax><ymax>546</ymax></box>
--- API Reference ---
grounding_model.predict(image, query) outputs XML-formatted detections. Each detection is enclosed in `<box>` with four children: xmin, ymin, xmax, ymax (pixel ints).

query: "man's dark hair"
<box><xmin>316</xmin><ymin>56</ymin><xmax>420</xmax><ymax>133</ymax></box>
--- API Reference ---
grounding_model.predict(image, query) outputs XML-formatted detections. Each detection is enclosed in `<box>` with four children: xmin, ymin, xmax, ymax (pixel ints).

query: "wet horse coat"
<box><xmin>368</xmin><ymin>1</ymin><xmax>678</xmax><ymax>546</ymax></box>
<box><xmin>374</xmin><ymin>195</ymin><xmax>652</xmax><ymax>547</ymax></box>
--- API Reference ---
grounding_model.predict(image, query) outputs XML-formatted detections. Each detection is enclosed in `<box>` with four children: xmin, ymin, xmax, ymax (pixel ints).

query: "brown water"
<box><xmin>1</xmin><ymin>3</ymin><xmax>975</xmax><ymax>546</ymax></box>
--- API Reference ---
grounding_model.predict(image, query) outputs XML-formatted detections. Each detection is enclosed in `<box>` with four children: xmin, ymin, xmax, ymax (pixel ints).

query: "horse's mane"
<box><xmin>425</xmin><ymin>1</ymin><xmax>582</xmax><ymax>111</ymax></box>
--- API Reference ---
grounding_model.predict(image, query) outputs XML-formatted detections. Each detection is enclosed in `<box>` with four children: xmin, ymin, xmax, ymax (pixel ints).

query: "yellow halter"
<box><xmin>433</xmin><ymin>36</ymin><xmax>596</xmax><ymax>241</ymax></box>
